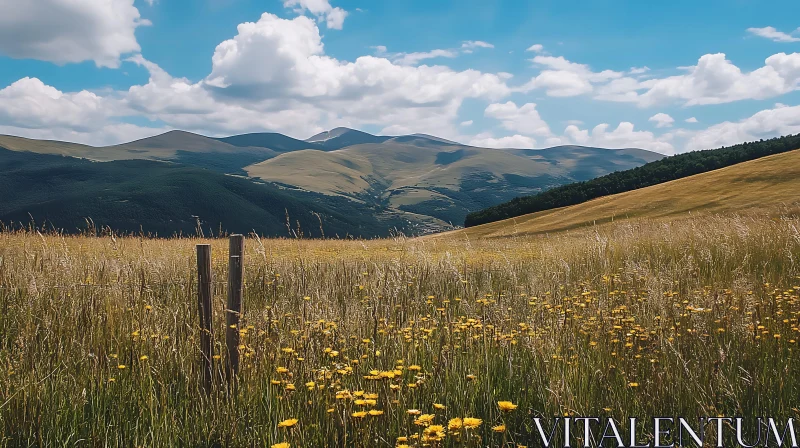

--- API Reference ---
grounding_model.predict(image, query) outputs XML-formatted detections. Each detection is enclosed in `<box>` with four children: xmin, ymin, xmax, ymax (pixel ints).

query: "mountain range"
<box><xmin>0</xmin><ymin>127</ymin><xmax>663</xmax><ymax>236</ymax></box>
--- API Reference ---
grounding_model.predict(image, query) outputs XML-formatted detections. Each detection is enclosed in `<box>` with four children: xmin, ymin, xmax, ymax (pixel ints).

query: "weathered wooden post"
<box><xmin>196</xmin><ymin>244</ymin><xmax>213</xmax><ymax>394</ymax></box>
<box><xmin>226</xmin><ymin>234</ymin><xmax>244</xmax><ymax>388</ymax></box>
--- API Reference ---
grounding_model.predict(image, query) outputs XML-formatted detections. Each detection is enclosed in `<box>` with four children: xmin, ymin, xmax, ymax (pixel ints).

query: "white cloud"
<box><xmin>685</xmin><ymin>117</ymin><xmax>698</xmax><ymax>123</ymax></box>
<box><xmin>0</xmin><ymin>77</ymin><xmax>109</xmax><ymax>131</ymax></box>
<box><xmin>469</xmin><ymin>133</ymin><xmax>536</xmax><ymax>149</ymax></box>
<box><xmin>389</xmin><ymin>40</ymin><xmax>493</xmax><ymax>64</ymax></box>
<box><xmin>283</xmin><ymin>0</ymin><xmax>348</xmax><ymax>29</ymax></box>
<box><xmin>747</xmin><ymin>26</ymin><xmax>800</xmax><ymax>43</ymax></box>
<box><xmin>205</xmin><ymin>14</ymin><xmax>509</xmax><ymax>100</ymax></box>
<box><xmin>0</xmin><ymin>8</ymin><xmax>515</xmax><ymax>146</ymax></box>
<box><xmin>484</xmin><ymin>102</ymin><xmax>551</xmax><ymax>136</ymax></box>
<box><xmin>526</xmin><ymin>44</ymin><xmax>544</xmax><ymax>53</ymax></box>
<box><xmin>518</xmin><ymin>55</ymin><xmax>623</xmax><ymax>97</ymax></box>
<box><xmin>595</xmin><ymin>52</ymin><xmax>800</xmax><ymax>107</ymax></box>
<box><xmin>531</xmin><ymin>56</ymin><xmax>623</xmax><ymax>82</ymax></box>
<box><xmin>460</xmin><ymin>120</ymin><xmax>473</xmax><ymax>127</ymax></box>
<box><xmin>123</xmin><ymin>13</ymin><xmax>511</xmax><ymax>141</ymax></box>
<box><xmin>648</xmin><ymin>113</ymin><xmax>675</xmax><ymax>128</ymax></box>
<box><xmin>685</xmin><ymin>103</ymin><xmax>800</xmax><ymax>151</ymax></box>
<box><xmin>392</xmin><ymin>49</ymin><xmax>459</xmax><ymax>66</ymax></box>
<box><xmin>521</xmin><ymin>70</ymin><xmax>593</xmax><ymax>97</ymax></box>
<box><xmin>629</xmin><ymin>66</ymin><xmax>650</xmax><ymax>75</ymax></box>
<box><xmin>0</xmin><ymin>76</ymin><xmax>167</xmax><ymax>145</ymax></box>
<box><xmin>0</xmin><ymin>0</ymin><xmax>149</xmax><ymax>68</ymax></box>
<box><xmin>461</xmin><ymin>41</ymin><xmax>494</xmax><ymax>51</ymax></box>
<box><xmin>561</xmin><ymin>122</ymin><xmax>675</xmax><ymax>154</ymax></box>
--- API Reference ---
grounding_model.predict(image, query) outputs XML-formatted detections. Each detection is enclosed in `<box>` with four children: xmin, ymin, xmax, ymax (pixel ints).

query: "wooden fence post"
<box><xmin>226</xmin><ymin>235</ymin><xmax>244</xmax><ymax>387</ymax></box>
<box><xmin>196</xmin><ymin>244</ymin><xmax>213</xmax><ymax>394</ymax></box>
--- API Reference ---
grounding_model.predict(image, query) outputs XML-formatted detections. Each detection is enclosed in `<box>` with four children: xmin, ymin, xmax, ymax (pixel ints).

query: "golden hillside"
<box><xmin>449</xmin><ymin>148</ymin><xmax>800</xmax><ymax>239</ymax></box>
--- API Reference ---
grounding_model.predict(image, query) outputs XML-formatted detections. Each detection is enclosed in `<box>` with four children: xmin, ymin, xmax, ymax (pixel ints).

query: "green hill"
<box><xmin>0</xmin><ymin>148</ymin><xmax>411</xmax><ymax>237</ymax></box>
<box><xmin>465</xmin><ymin>134</ymin><xmax>800</xmax><ymax>227</ymax></box>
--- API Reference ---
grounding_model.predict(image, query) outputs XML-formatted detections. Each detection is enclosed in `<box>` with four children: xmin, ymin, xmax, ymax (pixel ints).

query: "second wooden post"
<box><xmin>226</xmin><ymin>234</ymin><xmax>244</xmax><ymax>387</ymax></box>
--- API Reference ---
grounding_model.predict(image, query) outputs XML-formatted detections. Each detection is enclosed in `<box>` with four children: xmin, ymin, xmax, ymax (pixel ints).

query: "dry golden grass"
<box><xmin>446</xmin><ymin>149</ymin><xmax>800</xmax><ymax>239</ymax></box>
<box><xmin>1</xmin><ymin>212</ymin><xmax>799</xmax><ymax>446</ymax></box>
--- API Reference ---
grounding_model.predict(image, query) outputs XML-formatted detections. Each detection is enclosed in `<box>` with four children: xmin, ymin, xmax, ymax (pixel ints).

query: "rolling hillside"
<box><xmin>246</xmin><ymin>140</ymin><xmax>662</xmax><ymax>225</ymax></box>
<box><xmin>0</xmin><ymin>148</ymin><xmax>415</xmax><ymax>237</ymax></box>
<box><xmin>448</xmin><ymin>148</ymin><xmax>800</xmax><ymax>239</ymax></box>
<box><xmin>467</xmin><ymin>133</ymin><xmax>800</xmax><ymax>227</ymax></box>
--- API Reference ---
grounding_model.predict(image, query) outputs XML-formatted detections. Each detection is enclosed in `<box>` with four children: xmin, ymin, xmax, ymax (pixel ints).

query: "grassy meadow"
<box><xmin>1</xmin><ymin>213</ymin><xmax>799</xmax><ymax>446</ymax></box>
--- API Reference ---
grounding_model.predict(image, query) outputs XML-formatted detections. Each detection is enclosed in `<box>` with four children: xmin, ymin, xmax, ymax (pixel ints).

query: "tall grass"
<box><xmin>1</xmin><ymin>214</ymin><xmax>799</xmax><ymax>446</ymax></box>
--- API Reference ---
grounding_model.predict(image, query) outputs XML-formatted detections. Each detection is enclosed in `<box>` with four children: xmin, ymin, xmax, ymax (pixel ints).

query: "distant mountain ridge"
<box><xmin>0</xmin><ymin>127</ymin><xmax>664</xmax><ymax>235</ymax></box>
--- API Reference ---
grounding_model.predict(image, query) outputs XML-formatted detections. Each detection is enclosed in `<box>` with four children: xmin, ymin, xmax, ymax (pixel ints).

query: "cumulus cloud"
<box><xmin>0</xmin><ymin>77</ymin><xmax>112</xmax><ymax>131</ymax></box>
<box><xmin>513</xmin><ymin>50</ymin><xmax>800</xmax><ymax>108</ymax></box>
<box><xmin>0</xmin><ymin>76</ymin><xmax>166</xmax><ymax>145</ymax></box>
<box><xmin>284</xmin><ymin>0</ymin><xmax>348</xmax><ymax>29</ymax></box>
<box><xmin>0</xmin><ymin>0</ymin><xmax>149</xmax><ymax>68</ymax></box>
<box><xmin>205</xmin><ymin>13</ymin><xmax>508</xmax><ymax>101</ymax></box>
<box><xmin>649</xmin><ymin>113</ymin><xmax>675</xmax><ymax>128</ymax></box>
<box><xmin>685</xmin><ymin>117</ymin><xmax>699</xmax><ymax>123</ymax></box>
<box><xmin>469</xmin><ymin>133</ymin><xmax>536</xmax><ymax>149</ymax></box>
<box><xmin>685</xmin><ymin>104</ymin><xmax>800</xmax><ymax>151</ymax></box>
<box><xmin>595</xmin><ymin>52</ymin><xmax>800</xmax><ymax>107</ymax></box>
<box><xmin>109</xmin><ymin>14</ymin><xmax>512</xmax><ymax>141</ymax></box>
<box><xmin>484</xmin><ymin>102</ymin><xmax>551</xmax><ymax>136</ymax></box>
<box><xmin>747</xmin><ymin>26</ymin><xmax>800</xmax><ymax>43</ymax></box>
<box><xmin>0</xmin><ymin>11</ymin><xmax>515</xmax><ymax>144</ymax></box>
<box><xmin>460</xmin><ymin>120</ymin><xmax>473</xmax><ymax>127</ymax></box>
<box><xmin>517</xmin><ymin>55</ymin><xmax>623</xmax><ymax>97</ymax></box>
<box><xmin>561</xmin><ymin>122</ymin><xmax>675</xmax><ymax>154</ymax></box>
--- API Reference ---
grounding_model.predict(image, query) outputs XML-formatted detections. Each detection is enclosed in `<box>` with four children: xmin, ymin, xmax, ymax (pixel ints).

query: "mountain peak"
<box><xmin>306</xmin><ymin>127</ymin><xmax>375</xmax><ymax>143</ymax></box>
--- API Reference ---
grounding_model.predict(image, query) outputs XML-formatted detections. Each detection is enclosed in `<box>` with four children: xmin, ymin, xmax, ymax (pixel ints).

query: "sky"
<box><xmin>0</xmin><ymin>0</ymin><xmax>799</xmax><ymax>154</ymax></box>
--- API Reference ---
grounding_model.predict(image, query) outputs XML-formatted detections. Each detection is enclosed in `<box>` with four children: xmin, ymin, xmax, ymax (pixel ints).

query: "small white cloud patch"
<box><xmin>746</xmin><ymin>26</ymin><xmax>800</xmax><ymax>43</ymax></box>
<box><xmin>649</xmin><ymin>113</ymin><xmax>675</xmax><ymax>128</ymax></box>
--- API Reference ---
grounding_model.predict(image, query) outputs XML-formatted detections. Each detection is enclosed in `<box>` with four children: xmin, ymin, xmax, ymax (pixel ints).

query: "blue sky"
<box><xmin>0</xmin><ymin>0</ymin><xmax>799</xmax><ymax>154</ymax></box>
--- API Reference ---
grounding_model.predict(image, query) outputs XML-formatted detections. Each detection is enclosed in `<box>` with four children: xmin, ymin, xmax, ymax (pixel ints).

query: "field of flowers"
<box><xmin>1</xmin><ymin>214</ymin><xmax>799</xmax><ymax>447</ymax></box>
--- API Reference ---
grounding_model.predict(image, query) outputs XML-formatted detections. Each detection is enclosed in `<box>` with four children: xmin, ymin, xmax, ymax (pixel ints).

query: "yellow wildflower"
<box><xmin>498</xmin><ymin>401</ymin><xmax>517</xmax><ymax>412</ymax></box>
<box><xmin>278</xmin><ymin>418</ymin><xmax>298</xmax><ymax>428</ymax></box>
